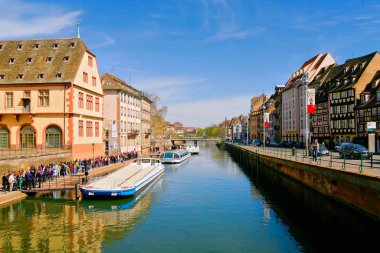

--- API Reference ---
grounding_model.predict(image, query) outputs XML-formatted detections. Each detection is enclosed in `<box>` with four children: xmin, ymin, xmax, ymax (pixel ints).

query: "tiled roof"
<box><xmin>355</xmin><ymin>71</ymin><xmax>380</xmax><ymax>109</ymax></box>
<box><xmin>0</xmin><ymin>38</ymin><xmax>90</xmax><ymax>84</ymax></box>
<box><xmin>315</xmin><ymin>64</ymin><xmax>344</xmax><ymax>102</ymax></box>
<box><xmin>101</xmin><ymin>73</ymin><xmax>141</xmax><ymax>97</ymax></box>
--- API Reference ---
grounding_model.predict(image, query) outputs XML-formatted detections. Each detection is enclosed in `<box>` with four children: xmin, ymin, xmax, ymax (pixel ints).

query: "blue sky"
<box><xmin>1</xmin><ymin>0</ymin><xmax>380</xmax><ymax>127</ymax></box>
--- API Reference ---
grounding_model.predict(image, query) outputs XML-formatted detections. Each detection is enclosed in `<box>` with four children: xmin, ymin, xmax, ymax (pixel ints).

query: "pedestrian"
<box><xmin>8</xmin><ymin>172</ymin><xmax>16</xmax><ymax>192</ymax></box>
<box><xmin>313</xmin><ymin>139</ymin><xmax>319</xmax><ymax>162</ymax></box>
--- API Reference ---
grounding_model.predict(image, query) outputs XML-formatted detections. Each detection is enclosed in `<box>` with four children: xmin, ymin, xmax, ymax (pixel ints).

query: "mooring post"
<box><xmin>75</xmin><ymin>184</ymin><xmax>79</xmax><ymax>200</ymax></box>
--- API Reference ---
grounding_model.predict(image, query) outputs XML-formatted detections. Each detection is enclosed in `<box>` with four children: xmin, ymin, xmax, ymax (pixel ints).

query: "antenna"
<box><xmin>77</xmin><ymin>21</ymin><xmax>81</xmax><ymax>38</ymax></box>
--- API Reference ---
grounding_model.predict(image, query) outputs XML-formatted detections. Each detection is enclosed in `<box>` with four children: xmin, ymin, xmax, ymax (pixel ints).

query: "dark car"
<box><xmin>269</xmin><ymin>140</ymin><xmax>280</xmax><ymax>147</ymax></box>
<box><xmin>335</xmin><ymin>142</ymin><xmax>352</xmax><ymax>152</ymax></box>
<box><xmin>339</xmin><ymin>144</ymin><xmax>371</xmax><ymax>159</ymax></box>
<box><xmin>252</xmin><ymin>139</ymin><xmax>263</xmax><ymax>146</ymax></box>
<box><xmin>285</xmin><ymin>141</ymin><xmax>295</xmax><ymax>148</ymax></box>
<box><xmin>294</xmin><ymin>142</ymin><xmax>305</xmax><ymax>149</ymax></box>
<box><xmin>279</xmin><ymin>141</ymin><xmax>287</xmax><ymax>147</ymax></box>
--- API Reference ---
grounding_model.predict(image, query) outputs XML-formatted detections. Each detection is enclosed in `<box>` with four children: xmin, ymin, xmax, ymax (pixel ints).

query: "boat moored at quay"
<box><xmin>80</xmin><ymin>158</ymin><xmax>164</xmax><ymax>198</ymax></box>
<box><xmin>160</xmin><ymin>149</ymin><xmax>191</xmax><ymax>164</ymax></box>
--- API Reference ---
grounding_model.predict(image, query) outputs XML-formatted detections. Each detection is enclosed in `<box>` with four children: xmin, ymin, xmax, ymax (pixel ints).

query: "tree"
<box><xmin>145</xmin><ymin>92</ymin><xmax>168</xmax><ymax>138</ymax></box>
<box><xmin>196</xmin><ymin>128</ymin><xmax>204</xmax><ymax>137</ymax></box>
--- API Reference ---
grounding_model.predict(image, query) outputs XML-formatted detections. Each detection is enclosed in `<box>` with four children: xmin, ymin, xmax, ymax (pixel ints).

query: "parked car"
<box><xmin>285</xmin><ymin>141</ymin><xmax>295</xmax><ymax>148</ymax></box>
<box><xmin>335</xmin><ymin>142</ymin><xmax>352</xmax><ymax>152</ymax></box>
<box><xmin>269</xmin><ymin>140</ymin><xmax>280</xmax><ymax>147</ymax></box>
<box><xmin>308</xmin><ymin>143</ymin><xmax>329</xmax><ymax>156</ymax></box>
<box><xmin>252</xmin><ymin>139</ymin><xmax>263</xmax><ymax>146</ymax></box>
<box><xmin>339</xmin><ymin>144</ymin><xmax>371</xmax><ymax>159</ymax></box>
<box><xmin>294</xmin><ymin>142</ymin><xmax>305</xmax><ymax>149</ymax></box>
<box><xmin>279</xmin><ymin>141</ymin><xmax>287</xmax><ymax>147</ymax></box>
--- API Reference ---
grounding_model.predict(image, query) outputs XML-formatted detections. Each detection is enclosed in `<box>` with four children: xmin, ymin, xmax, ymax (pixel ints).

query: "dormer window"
<box><xmin>350</xmin><ymin>67</ymin><xmax>355</xmax><ymax>73</ymax></box>
<box><xmin>361</xmin><ymin>94</ymin><xmax>370</xmax><ymax>103</ymax></box>
<box><xmin>17</xmin><ymin>74</ymin><xmax>23</xmax><ymax>80</ymax></box>
<box><xmin>9</xmin><ymin>58</ymin><xmax>15</xmax><ymax>64</ymax></box>
<box><xmin>63</xmin><ymin>56</ymin><xmax>70</xmax><ymax>62</ymax></box>
<box><xmin>26</xmin><ymin>58</ymin><xmax>32</xmax><ymax>64</ymax></box>
<box><xmin>69</xmin><ymin>42</ymin><xmax>75</xmax><ymax>48</ymax></box>
<box><xmin>377</xmin><ymin>91</ymin><xmax>380</xmax><ymax>102</ymax></box>
<box><xmin>46</xmin><ymin>57</ymin><xmax>52</xmax><ymax>63</ymax></box>
<box><xmin>17</xmin><ymin>44</ymin><xmax>23</xmax><ymax>50</ymax></box>
<box><xmin>34</xmin><ymin>44</ymin><xmax>39</xmax><ymax>49</ymax></box>
<box><xmin>0</xmin><ymin>45</ymin><xmax>3</xmax><ymax>50</ymax></box>
<box><xmin>0</xmin><ymin>74</ymin><xmax>5</xmax><ymax>80</ymax></box>
<box><xmin>52</xmin><ymin>43</ymin><xmax>58</xmax><ymax>48</ymax></box>
<box><xmin>56</xmin><ymin>73</ymin><xmax>62</xmax><ymax>79</ymax></box>
<box><xmin>38</xmin><ymin>74</ymin><xmax>44</xmax><ymax>79</ymax></box>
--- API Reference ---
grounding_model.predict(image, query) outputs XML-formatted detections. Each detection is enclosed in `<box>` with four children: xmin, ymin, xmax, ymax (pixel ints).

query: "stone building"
<box><xmin>101</xmin><ymin>73</ymin><xmax>142</xmax><ymax>154</ymax></box>
<box><xmin>141</xmin><ymin>94</ymin><xmax>152</xmax><ymax>155</ymax></box>
<box><xmin>249</xmin><ymin>93</ymin><xmax>267</xmax><ymax>139</ymax></box>
<box><xmin>0</xmin><ymin>38</ymin><xmax>104</xmax><ymax>159</ymax></box>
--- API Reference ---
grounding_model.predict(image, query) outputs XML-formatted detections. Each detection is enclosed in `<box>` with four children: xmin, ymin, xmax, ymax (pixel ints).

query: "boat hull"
<box><xmin>160</xmin><ymin>153</ymin><xmax>191</xmax><ymax>164</ymax></box>
<box><xmin>81</xmin><ymin>165</ymin><xmax>164</xmax><ymax>198</ymax></box>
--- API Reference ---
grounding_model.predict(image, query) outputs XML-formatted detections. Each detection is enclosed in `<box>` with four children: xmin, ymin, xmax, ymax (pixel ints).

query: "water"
<box><xmin>0</xmin><ymin>143</ymin><xmax>379</xmax><ymax>252</ymax></box>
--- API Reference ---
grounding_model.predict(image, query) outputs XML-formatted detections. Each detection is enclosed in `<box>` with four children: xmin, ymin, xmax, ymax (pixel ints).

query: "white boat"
<box><xmin>159</xmin><ymin>149</ymin><xmax>191</xmax><ymax>164</ymax></box>
<box><xmin>183</xmin><ymin>144</ymin><xmax>200</xmax><ymax>154</ymax></box>
<box><xmin>80</xmin><ymin>158</ymin><xmax>164</xmax><ymax>198</ymax></box>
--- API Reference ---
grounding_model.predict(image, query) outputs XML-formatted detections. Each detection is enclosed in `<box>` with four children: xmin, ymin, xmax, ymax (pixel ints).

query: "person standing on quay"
<box><xmin>8</xmin><ymin>172</ymin><xmax>15</xmax><ymax>192</ymax></box>
<box><xmin>312</xmin><ymin>139</ymin><xmax>319</xmax><ymax>162</ymax></box>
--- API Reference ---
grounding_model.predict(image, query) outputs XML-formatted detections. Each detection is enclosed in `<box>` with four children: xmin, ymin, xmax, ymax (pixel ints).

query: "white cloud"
<box><xmin>0</xmin><ymin>0</ymin><xmax>81</xmax><ymax>39</ymax></box>
<box><xmin>166</xmin><ymin>95</ymin><xmax>251</xmax><ymax>127</ymax></box>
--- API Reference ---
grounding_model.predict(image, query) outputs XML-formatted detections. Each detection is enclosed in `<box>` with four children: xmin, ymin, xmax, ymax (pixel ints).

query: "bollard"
<box><xmin>329</xmin><ymin>153</ymin><xmax>332</xmax><ymax>167</ymax></box>
<box><xmin>342</xmin><ymin>153</ymin><xmax>346</xmax><ymax>170</ymax></box>
<box><xmin>359</xmin><ymin>153</ymin><xmax>363</xmax><ymax>173</ymax></box>
<box><xmin>74</xmin><ymin>184</ymin><xmax>79</xmax><ymax>200</ymax></box>
<box><xmin>371</xmin><ymin>154</ymin><xmax>373</xmax><ymax>168</ymax></box>
<box><xmin>292</xmin><ymin>147</ymin><xmax>295</xmax><ymax>156</ymax></box>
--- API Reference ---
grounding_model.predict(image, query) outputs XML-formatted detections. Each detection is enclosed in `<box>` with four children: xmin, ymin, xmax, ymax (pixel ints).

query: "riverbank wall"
<box><xmin>225</xmin><ymin>143</ymin><xmax>380</xmax><ymax>221</ymax></box>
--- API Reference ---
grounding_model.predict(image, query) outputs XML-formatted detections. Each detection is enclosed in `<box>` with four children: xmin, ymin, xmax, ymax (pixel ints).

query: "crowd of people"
<box><xmin>2</xmin><ymin>151</ymin><xmax>138</xmax><ymax>192</ymax></box>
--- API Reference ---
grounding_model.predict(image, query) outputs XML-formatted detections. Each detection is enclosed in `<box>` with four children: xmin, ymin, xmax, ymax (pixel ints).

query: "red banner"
<box><xmin>307</xmin><ymin>104</ymin><xmax>316</xmax><ymax>114</ymax></box>
<box><xmin>264</xmin><ymin>122</ymin><xmax>269</xmax><ymax>127</ymax></box>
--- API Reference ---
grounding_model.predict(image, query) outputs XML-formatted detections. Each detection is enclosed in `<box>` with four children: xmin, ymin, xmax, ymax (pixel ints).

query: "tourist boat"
<box><xmin>80</xmin><ymin>158</ymin><xmax>164</xmax><ymax>198</ymax></box>
<box><xmin>183</xmin><ymin>144</ymin><xmax>200</xmax><ymax>154</ymax></box>
<box><xmin>159</xmin><ymin>149</ymin><xmax>191</xmax><ymax>164</ymax></box>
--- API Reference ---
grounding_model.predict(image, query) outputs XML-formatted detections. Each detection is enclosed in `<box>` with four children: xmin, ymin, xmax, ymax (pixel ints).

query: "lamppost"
<box><xmin>262</xmin><ymin>102</ymin><xmax>272</xmax><ymax>149</ymax></box>
<box><xmin>303</xmin><ymin>72</ymin><xmax>310</xmax><ymax>156</ymax></box>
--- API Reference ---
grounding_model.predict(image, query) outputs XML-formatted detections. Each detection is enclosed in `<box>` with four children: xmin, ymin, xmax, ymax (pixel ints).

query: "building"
<box><xmin>0</xmin><ymin>38</ymin><xmax>104</xmax><ymax>159</ymax></box>
<box><xmin>249</xmin><ymin>93</ymin><xmax>267</xmax><ymax>139</ymax></box>
<box><xmin>355</xmin><ymin>72</ymin><xmax>380</xmax><ymax>150</ymax></box>
<box><xmin>329</xmin><ymin>52</ymin><xmax>380</xmax><ymax>145</ymax></box>
<box><xmin>311</xmin><ymin>64</ymin><xmax>342</xmax><ymax>146</ymax></box>
<box><xmin>271</xmin><ymin>85</ymin><xmax>285</xmax><ymax>141</ymax></box>
<box><xmin>101</xmin><ymin>73</ymin><xmax>142</xmax><ymax>154</ymax></box>
<box><xmin>282</xmin><ymin>53</ymin><xmax>336</xmax><ymax>142</ymax></box>
<box><xmin>141</xmin><ymin>94</ymin><xmax>152</xmax><ymax>155</ymax></box>
<box><xmin>173</xmin><ymin>121</ymin><xmax>184</xmax><ymax>136</ymax></box>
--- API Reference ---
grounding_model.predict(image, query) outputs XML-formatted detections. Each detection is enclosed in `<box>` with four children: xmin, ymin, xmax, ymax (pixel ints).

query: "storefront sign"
<box><xmin>367</xmin><ymin>122</ymin><xmax>376</xmax><ymax>133</ymax></box>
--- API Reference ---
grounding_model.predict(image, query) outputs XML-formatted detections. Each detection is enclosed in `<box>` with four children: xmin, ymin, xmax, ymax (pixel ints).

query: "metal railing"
<box><xmin>0</xmin><ymin>147</ymin><xmax>71</xmax><ymax>160</ymax></box>
<box><xmin>234</xmin><ymin>144</ymin><xmax>380</xmax><ymax>175</ymax></box>
<box><xmin>0</xmin><ymin>105</ymin><xmax>32</xmax><ymax>114</ymax></box>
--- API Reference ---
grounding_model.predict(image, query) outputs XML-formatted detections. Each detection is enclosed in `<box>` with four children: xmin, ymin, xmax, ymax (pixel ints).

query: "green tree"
<box><xmin>196</xmin><ymin>128</ymin><xmax>204</xmax><ymax>137</ymax></box>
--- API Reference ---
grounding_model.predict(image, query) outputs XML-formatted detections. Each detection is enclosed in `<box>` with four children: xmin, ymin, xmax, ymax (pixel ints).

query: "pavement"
<box><xmin>235</xmin><ymin>144</ymin><xmax>380</xmax><ymax>178</ymax></box>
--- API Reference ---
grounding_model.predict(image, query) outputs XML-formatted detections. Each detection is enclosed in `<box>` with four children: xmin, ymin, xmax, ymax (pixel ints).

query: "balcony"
<box><xmin>127</xmin><ymin>130</ymin><xmax>140</xmax><ymax>136</ymax></box>
<box><xmin>0</xmin><ymin>105</ymin><xmax>32</xmax><ymax>114</ymax></box>
<box><xmin>145</xmin><ymin>129</ymin><xmax>152</xmax><ymax>134</ymax></box>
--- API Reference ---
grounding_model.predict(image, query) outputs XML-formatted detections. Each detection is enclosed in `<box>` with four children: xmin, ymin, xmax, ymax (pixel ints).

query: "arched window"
<box><xmin>45</xmin><ymin>125</ymin><xmax>62</xmax><ymax>148</ymax></box>
<box><xmin>20</xmin><ymin>125</ymin><xmax>35</xmax><ymax>148</ymax></box>
<box><xmin>0</xmin><ymin>126</ymin><xmax>9</xmax><ymax>148</ymax></box>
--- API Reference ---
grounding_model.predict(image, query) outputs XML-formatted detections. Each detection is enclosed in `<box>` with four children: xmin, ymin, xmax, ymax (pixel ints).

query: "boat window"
<box><xmin>156</xmin><ymin>160</ymin><xmax>161</xmax><ymax>163</ymax></box>
<box><xmin>142</xmin><ymin>159</ymin><xmax>151</xmax><ymax>164</ymax></box>
<box><xmin>174</xmin><ymin>154</ymin><xmax>179</xmax><ymax>158</ymax></box>
<box><xmin>164</xmin><ymin>153</ymin><xmax>173</xmax><ymax>158</ymax></box>
<box><xmin>152</xmin><ymin>159</ymin><xmax>156</xmax><ymax>165</ymax></box>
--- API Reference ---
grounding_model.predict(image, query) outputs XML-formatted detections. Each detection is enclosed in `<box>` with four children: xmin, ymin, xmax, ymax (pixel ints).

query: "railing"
<box><xmin>0</xmin><ymin>147</ymin><xmax>71</xmax><ymax>160</ymax></box>
<box><xmin>0</xmin><ymin>105</ymin><xmax>32</xmax><ymax>114</ymax></box>
<box><xmin>232</xmin><ymin>143</ymin><xmax>380</xmax><ymax>175</ymax></box>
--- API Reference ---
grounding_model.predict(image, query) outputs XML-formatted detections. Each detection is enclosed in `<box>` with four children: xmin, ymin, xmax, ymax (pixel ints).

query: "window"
<box><xmin>9</xmin><ymin>58</ymin><xmax>15</xmax><ymax>64</ymax></box>
<box><xmin>45</xmin><ymin>125</ymin><xmax>61</xmax><ymax>148</ymax></box>
<box><xmin>38</xmin><ymin>74</ymin><xmax>44</xmax><ymax>79</ymax></box>
<box><xmin>95</xmin><ymin>97</ymin><xmax>99</xmax><ymax>112</ymax></box>
<box><xmin>359</xmin><ymin>110</ymin><xmax>364</xmax><ymax>117</ymax></box>
<box><xmin>63</xmin><ymin>56</ymin><xmax>70</xmax><ymax>62</ymax></box>
<box><xmin>348</xmin><ymin>104</ymin><xmax>354</xmax><ymax>112</ymax></box>
<box><xmin>17</xmin><ymin>44</ymin><xmax>23</xmax><ymax>50</ymax></box>
<box><xmin>78</xmin><ymin>92</ymin><xmax>84</xmax><ymax>108</ymax></box>
<box><xmin>46</xmin><ymin>57</ymin><xmax>52</xmax><ymax>63</ymax></box>
<box><xmin>92</xmin><ymin>76</ymin><xmax>96</xmax><ymax>86</ymax></box>
<box><xmin>95</xmin><ymin>122</ymin><xmax>99</xmax><ymax>137</ymax></box>
<box><xmin>69</xmin><ymin>42</ymin><xmax>75</xmax><ymax>48</ymax></box>
<box><xmin>56</xmin><ymin>73</ymin><xmax>62</xmax><ymax>79</ymax></box>
<box><xmin>78</xmin><ymin>120</ymin><xmax>84</xmax><ymax>137</ymax></box>
<box><xmin>19</xmin><ymin>126</ymin><xmax>35</xmax><ymax>148</ymax></box>
<box><xmin>0</xmin><ymin>75</ymin><xmax>4</xmax><ymax>80</ymax></box>
<box><xmin>86</xmin><ymin>94</ymin><xmax>93</xmax><ymax>110</ymax></box>
<box><xmin>17</xmin><ymin>74</ymin><xmax>23</xmax><ymax>80</ymax></box>
<box><xmin>0</xmin><ymin>45</ymin><xmax>3</xmax><ymax>50</ymax></box>
<box><xmin>372</xmin><ymin>107</ymin><xmax>377</xmax><ymax>116</ymax></box>
<box><xmin>5</xmin><ymin>93</ymin><xmax>13</xmax><ymax>107</ymax></box>
<box><xmin>88</xmin><ymin>56</ymin><xmax>93</xmax><ymax>67</ymax></box>
<box><xmin>358</xmin><ymin>125</ymin><xmax>363</xmax><ymax>132</ymax></box>
<box><xmin>26</xmin><ymin>58</ymin><xmax>32</xmax><ymax>64</ymax></box>
<box><xmin>53</xmin><ymin>43</ymin><xmax>58</xmax><ymax>48</ymax></box>
<box><xmin>34</xmin><ymin>44</ymin><xmax>39</xmax><ymax>49</ymax></box>
<box><xmin>24</xmin><ymin>91</ymin><xmax>30</xmax><ymax>98</ymax></box>
<box><xmin>86</xmin><ymin>121</ymin><xmax>93</xmax><ymax>137</ymax></box>
<box><xmin>348</xmin><ymin>119</ymin><xmax>354</xmax><ymax>128</ymax></box>
<box><xmin>83</xmin><ymin>72</ymin><xmax>88</xmax><ymax>83</ymax></box>
<box><xmin>38</xmin><ymin>90</ymin><xmax>49</xmax><ymax>106</ymax></box>
<box><xmin>348</xmin><ymin>89</ymin><xmax>353</xmax><ymax>97</ymax></box>
<box><xmin>0</xmin><ymin>126</ymin><xmax>9</xmax><ymax>148</ymax></box>
<box><xmin>377</xmin><ymin>91</ymin><xmax>380</xmax><ymax>102</ymax></box>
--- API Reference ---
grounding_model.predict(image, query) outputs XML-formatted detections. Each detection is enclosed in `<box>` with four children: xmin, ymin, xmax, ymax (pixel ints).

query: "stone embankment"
<box><xmin>225</xmin><ymin>143</ymin><xmax>380</xmax><ymax>221</ymax></box>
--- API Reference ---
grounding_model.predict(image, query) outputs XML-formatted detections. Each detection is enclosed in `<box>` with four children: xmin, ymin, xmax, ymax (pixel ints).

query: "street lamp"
<box><xmin>303</xmin><ymin>73</ymin><xmax>310</xmax><ymax>156</ymax></box>
<box><xmin>262</xmin><ymin>102</ymin><xmax>272</xmax><ymax>149</ymax></box>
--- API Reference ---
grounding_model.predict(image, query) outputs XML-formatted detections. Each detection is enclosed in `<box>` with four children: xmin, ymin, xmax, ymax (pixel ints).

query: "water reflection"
<box><xmin>0</xmin><ymin>191</ymin><xmax>152</xmax><ymax>252</ymax></box>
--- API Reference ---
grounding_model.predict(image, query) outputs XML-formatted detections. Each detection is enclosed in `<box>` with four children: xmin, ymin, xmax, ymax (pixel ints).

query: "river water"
<box><xmin>0</xmin><ymin>143</ymin><xmax>379</xmax><ymax>252</ymax></box>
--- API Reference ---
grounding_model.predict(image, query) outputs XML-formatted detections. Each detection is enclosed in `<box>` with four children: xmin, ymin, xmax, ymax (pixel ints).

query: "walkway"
<box><xmin>235</xmin><ymin>145</ymin><xmax>380</xmax><ymax>178</ymax></box>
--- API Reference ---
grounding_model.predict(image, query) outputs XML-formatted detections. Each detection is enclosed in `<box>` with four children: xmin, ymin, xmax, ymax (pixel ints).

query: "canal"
<box><xmin>0</xmin><ymin>143</ymin><xmax>379</xmax><ymax>252</ymax></box>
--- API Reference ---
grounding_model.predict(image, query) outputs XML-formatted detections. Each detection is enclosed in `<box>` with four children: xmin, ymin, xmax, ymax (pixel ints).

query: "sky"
<box><xmin>1</xmin><ymin>0</ymin><xmax>380</xmax><ymax>127</ymax></box>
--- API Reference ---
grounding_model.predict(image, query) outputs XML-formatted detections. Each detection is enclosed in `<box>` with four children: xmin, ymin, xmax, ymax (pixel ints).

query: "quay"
<box><xmin>0</xmin><ymin>161</ymin><xmax>129</xmax><ymax>206</ymax></box>
<box><xmin>224</xmin><ymin>143</ymin><xmax>380</xmax><ymax>221</ymax></box>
